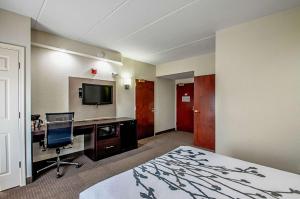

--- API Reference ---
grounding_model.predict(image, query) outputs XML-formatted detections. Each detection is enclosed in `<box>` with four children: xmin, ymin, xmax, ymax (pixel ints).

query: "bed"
<box><xmin>80</xmin><ymin>146</ymin><xmax>300</xmax><ymax>199</ymax></box>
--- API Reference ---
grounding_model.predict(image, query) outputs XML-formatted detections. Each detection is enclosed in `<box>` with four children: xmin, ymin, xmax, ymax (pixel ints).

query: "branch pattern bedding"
<box><xmin>80</xmin><ymin>146</ymin><xmax>300</xmax><ymax>199</ymax></box>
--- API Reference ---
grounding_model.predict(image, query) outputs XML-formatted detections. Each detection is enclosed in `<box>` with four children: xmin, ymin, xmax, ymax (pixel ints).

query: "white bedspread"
<box><xmin>80</xmin><ymin>146</ymin><xmax>300</xmax><ymax>199</ymax></box>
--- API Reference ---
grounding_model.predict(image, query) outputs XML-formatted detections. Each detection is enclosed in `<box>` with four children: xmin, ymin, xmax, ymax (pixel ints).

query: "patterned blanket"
<box><xmin>80</xmin><ymin>146</ymin><xmax>300</xmax><ymax>199</ymax></box>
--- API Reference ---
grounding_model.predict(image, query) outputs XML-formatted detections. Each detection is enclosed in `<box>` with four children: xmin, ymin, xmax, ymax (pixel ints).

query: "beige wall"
<box><xmin>155</xmin><ymin>78</ymin><xmax>175</xmax><ymax>133</ymax></box>
<box><xmin>156</xmin><ymin>53</ymin><xmax>214</xmax><ymax>132</ymax></box>
<box><xmin>31</xmin><ymin>46</ymin><xmax>118</xmax><ymax>119</ymax></box>
<box><xmin>175</xmin><ymin>78</ymin><xmax>194</xmax><ymax>84</ymax></box>
<box><xmin>0</xmin><ymin>9</ymin><xmax>32</xmax><ymax>177</ymax></box>
<box><xmin>32</xmin><ymin>45</ymin><xmax>176</xmax><ymax>134</ymax></box>
<box><xmin>69</xmin><ymin>77</ymin><xmax>116</xmax><ymax>121</ymax></box>
<box><xmin>31</xmin><ymin>46</ymin><xmax>156</xmax><ymax>120</ymax></box>
<box><xmin>32</xmin><ymin>30</ymin><xmax>122</xmax><ymax>63</ymax></box>
<box><xmin>116</xmin><ymin>57</ymin><xmax>156</xmax><ymax>118</ymax></box>
<box><xmin>156</xmin><ymin>53</ymin><xmax>215</xmax><ymax>77</ymax></box>
<box><xmin>216</xmin><ymin>7</ymin><xmax>300</xmax><ymax>173</ymax></box>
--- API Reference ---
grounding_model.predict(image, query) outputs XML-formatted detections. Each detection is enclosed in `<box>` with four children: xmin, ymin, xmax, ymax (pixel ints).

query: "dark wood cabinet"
<box><xmin>96</xmin><ymin>137</ymin><xmax>121</xmax><ymax>159</ymax></box>
<box><xmin>84</xmin><ymin>119</ymin><xmax>137</xmax><ymax>161</ymax></box>
<box><xmin>120</xmin><ymin>120</ymin><xmax>137</xmax><ymax>151</ymax></box>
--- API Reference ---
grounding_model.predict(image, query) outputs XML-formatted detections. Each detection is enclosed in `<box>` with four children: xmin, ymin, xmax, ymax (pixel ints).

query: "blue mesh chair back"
<box><xmin>45</xmin><ymin>112</ymin><xmax>74</xmax><ymax>148</ymax></box>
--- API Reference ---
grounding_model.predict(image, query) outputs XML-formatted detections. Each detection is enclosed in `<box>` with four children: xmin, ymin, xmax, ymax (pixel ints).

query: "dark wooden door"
<box><xmin>136</xmin><ymin>79</ymin><xmax>154</xmax><ymax>139</ymax></box>
<box><xmin>194</xmin><ymin>75</ymin><xmax>215</xmax><ymax>151</ymax></box>
<box><xmin>176</xmin><ymin>83</ymin><xmax>194</xmax><ymax>132</ymax></box>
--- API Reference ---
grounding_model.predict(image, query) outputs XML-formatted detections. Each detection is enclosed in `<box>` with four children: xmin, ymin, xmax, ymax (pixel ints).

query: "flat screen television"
<box><xmin>100</xmin><ymin>85</ymin><xmax>113</xmax><ymax>104</ymax></box>
<box><xmin>82</xmin><ymin>83</ymin><xmax>113</xmax><ymax>105</ymax></box>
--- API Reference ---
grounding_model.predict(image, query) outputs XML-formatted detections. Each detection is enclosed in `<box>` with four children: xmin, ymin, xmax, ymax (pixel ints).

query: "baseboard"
<box><xmin>155</xmin><ymin>128</ymin><xmax>175</xmax><ymax>135</ymax></box>
<box><xmin>26</xmin><ymin>176</ymin><xmax>33</xmax><ymax>184</ymax></box>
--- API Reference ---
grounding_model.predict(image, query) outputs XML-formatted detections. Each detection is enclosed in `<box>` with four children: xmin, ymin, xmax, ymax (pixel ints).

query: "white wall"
<box><xmin>155</xmin><ymin>78</ymin><xmax>175</xmax><ymax>133</ymax></box>
<box><xmin>175</xmin><ymin>78</ymin><xmax>194</xmax><ymax>84</ymax></box>
<box><xmin>156</xmin><ymin>52</ymin><xmax>213</xmax><ymax>133</ymax></box>
<box><xmin>32</xmin><ymin>45</ymin><xmax>176</xmax><ymax>136</ymax></box>
<box><xmin>32</xmin><ymin>29</ymin><xmax>121</xmax><ymax>63</ymax></box>
<box><xmin>116</xmin><ymin>57</ymin><xmax>156</xmax><ymax>118</ymax></box>
<box><xmin>156</xmin><ymin>53</ymin><xmax>214</xmax><ymax>133</ymax></box>
<box><xmin>32</xmin><ymin>44</ymin><xmax>178</xmax><ymax>150</ymax></box>
<box><xmin>31</xmin><ymin>46</ymin><xmax>156</xmax><ymax>120</ymax></box>
<box><xmin>216</xmin><ymin>7</ymin><xmax>300</xmax><ymax>173</ymax></box>
<box><xmin>0</xmin><ymin>9</ymin><xmax>31</xmax><ymax>178</ymax></box>
<box><xmin>31</xmin><ymin>46</ymin><xmax>119</xmax><ymax>119</ymax></box>
<box><xmin>156</xmin><ymin>53</ymin><xmax>215</xmax><ymax>77</ymax></box>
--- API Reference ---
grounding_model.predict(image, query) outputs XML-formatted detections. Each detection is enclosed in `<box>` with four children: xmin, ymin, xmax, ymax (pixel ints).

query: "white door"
<box><xmin>0</xmin><ymin>47</ymin><xmax>21</xmax><ymax>191</ymax></box>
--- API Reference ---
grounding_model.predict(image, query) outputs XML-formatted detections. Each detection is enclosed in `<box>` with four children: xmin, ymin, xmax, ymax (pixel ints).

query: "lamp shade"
<box><xmin>123</xmin><ymin>78</ymin><xmax>131</xmax><ymax>86</ymax></box>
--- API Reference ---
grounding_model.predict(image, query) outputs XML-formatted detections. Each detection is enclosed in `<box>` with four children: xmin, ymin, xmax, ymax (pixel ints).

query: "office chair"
<box><xmin>37</xmin><ymin>112</ymin><xmax>81</xmax><ymax>178</ymax></box>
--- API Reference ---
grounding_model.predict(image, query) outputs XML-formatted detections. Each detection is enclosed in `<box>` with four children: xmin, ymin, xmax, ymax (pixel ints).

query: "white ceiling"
<box><xmin>1</xmin><ymin>0</ymin><xmax>300</xmax><ymax>64</ymax></box>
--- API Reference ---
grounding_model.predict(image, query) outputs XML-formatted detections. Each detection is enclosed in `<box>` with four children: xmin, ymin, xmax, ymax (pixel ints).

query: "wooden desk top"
<box><xmin>32</xmin><ymin>117</ymin><xmax>135</xmax><ymax>136</ymax></box>
<box><xmin>73</xmin><ymin>117</ymin><xmax>134</xmax><ymax>127</ymax></box>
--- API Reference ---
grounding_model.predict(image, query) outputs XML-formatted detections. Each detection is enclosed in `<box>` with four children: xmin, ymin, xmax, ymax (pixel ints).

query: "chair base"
<box><xmin>36</xmin><ymin>148</ymin><xmax>81</xmax><ymax>177</ymax></box>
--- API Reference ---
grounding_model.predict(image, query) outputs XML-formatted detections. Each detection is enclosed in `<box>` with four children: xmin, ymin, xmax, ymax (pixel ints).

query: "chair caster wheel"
<box><xmin>56</xmin><ymin>173</ymin><xmax>63</xmax><ymax>178</ymax></box>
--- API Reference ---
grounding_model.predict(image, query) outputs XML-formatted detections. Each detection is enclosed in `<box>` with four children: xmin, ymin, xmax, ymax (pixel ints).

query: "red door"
<box><xmin>136</xmin><ymin>79</ymin><xmax>154</xmax><ymax>139</ymax></box>
<box><xmin>194</xmin><ymin>75</ymin><xmax>215</xmax><ymax>151</ymax></box>
<box><xmin>176</xmin><ymin>83</ymin><xmax>194</xmax><ymax>132</ymax></box>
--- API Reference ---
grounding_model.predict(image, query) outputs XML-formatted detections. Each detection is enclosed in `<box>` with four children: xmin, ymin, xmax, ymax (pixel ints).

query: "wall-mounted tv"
<box><xmin>82</xmin><ymin>83</ymin><xmax>113</xmax><ymax>105</ymax></box>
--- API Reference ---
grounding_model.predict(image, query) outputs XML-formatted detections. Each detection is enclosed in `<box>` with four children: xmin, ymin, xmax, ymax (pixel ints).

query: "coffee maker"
<box><xmin>31</xmin><ymin>114</ymin><xmax>43</xmax><ymax>130</ymax></box>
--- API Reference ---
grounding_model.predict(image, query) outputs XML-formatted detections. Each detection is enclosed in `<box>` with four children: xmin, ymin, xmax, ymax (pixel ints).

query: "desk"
<box><xmin>32</xmin><ymin>117</ymin><xmax>137</xmax><ymax>177</ymax></box>
<box><xmin>32</xmin><ymin>117</ymin><xmax>135</xmax><ymax>142</ymax></box>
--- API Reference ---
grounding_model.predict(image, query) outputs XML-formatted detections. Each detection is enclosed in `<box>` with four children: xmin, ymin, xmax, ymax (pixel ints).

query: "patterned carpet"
<box><xmin>1</xmin><ymin>131</ymin><xmax>193</xmax><ymax>199</ymax></box>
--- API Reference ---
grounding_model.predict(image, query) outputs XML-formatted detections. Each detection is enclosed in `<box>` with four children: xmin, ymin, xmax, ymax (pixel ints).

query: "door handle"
<box><xmin>194</xmin><ymin>110</ymin><xmax>199</xmax><ymax>113</ymax></box>
<box><xmin>105</xmin><ymin>145</ymin><xmax>115</xmax><ymax>149</ymax></box>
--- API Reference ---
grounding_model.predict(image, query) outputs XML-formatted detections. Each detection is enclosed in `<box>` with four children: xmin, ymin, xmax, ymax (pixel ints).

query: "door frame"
<box><xmin>0</xmin><ymin>42</ymin><xmax>26</xmax><ymax>187</ymax></box>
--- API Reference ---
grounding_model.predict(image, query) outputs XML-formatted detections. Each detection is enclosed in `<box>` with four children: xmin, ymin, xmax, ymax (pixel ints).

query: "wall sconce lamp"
<box><xmin>124</xmin><ymin>78</ymin><xmax>131</xmax><ymax>90</ymax></box>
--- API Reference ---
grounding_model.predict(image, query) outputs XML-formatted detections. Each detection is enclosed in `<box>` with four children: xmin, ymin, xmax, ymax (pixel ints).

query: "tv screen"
<box><xmin>82</xmin><ymin>83</ymin><xmax>113</xmax><ymax>105</ymax></box>
<box><xmin>100</xmin><ymin>85</ymin><xmax>113</xmax><ymax>104</ymax></box>
<box><xmin>82</xmin><ymin>83</ymin><xmax>101</xmax><ymax>105</ymax></box>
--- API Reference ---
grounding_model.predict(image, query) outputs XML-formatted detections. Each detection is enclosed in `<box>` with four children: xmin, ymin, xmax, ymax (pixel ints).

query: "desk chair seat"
<box><xmin>37</xmin><ymin>112</ymin><xmax>81</xmax><ymax>178</ymax></box>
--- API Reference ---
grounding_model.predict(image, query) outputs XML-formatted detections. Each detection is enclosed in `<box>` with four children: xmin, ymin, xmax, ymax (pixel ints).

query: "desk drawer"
<box><xmin>74</xmin><ymin>125</ymin><xmax>95</xmax><ymax>136</ymax></box>
<box><xmin>97</xmin><ymin>138</ymin><xmax>120</xmax><ymax>158</ymax></box>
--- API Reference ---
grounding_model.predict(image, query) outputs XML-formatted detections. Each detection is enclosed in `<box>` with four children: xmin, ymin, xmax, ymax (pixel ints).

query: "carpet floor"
<box><xmin>1</xmin><ymin>131</ymin><xmax>193</xmax><ymax>199</ymax></box>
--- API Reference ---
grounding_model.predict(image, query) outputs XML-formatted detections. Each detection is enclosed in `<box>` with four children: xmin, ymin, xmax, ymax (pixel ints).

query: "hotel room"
<box><xmin>0</xmin><ymin>0</ymin><xmax>299</xmax><ymax>198</ymax></box>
